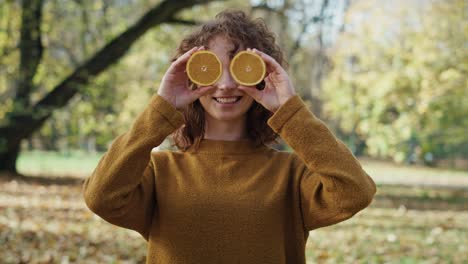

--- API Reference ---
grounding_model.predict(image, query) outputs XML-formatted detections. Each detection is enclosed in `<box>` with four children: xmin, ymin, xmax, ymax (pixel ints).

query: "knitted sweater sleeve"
<box><xmin>267</xmin><ymin>95</ymin><xmax>377</xmax><ymax>231</ymax></box>
<box><xmin>82</xmin><ymin>94</ymin><xmax>185</xmax><ymax>240</ymax></box>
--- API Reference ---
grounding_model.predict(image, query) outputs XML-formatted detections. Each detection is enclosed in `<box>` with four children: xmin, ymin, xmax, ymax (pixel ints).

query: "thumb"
<box><xmin>238</xmin><ymin>86</ymin><xmax>261</xmax><ymax>101</ymax></box>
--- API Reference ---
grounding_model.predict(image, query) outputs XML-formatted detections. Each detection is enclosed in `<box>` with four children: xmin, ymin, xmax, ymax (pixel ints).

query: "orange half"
<box><xmin>186</xmin><ymin>50</ymin><xmax>222</xmax><ymax>86</ymax></box>
<box><xmin>230</xmin><ymin>51</ymin><xmax>266</xmax><ymax>86</ymax></box>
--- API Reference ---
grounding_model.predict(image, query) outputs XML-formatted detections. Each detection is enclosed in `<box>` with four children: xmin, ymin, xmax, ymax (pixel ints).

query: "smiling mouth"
<box><xmin>212</xmin><ymin>96</ymin><xmax>243</xmax><ymax>104</ymax></box>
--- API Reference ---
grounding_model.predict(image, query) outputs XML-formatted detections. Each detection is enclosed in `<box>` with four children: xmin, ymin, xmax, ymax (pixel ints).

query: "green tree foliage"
<box><xmin>41</xmin><ymin>1</ymin><xmax>250</xmax><ymax>152</ymax></box>
<box><xmin>1</xmin><ymin>0</ymin><xmax>244</xmax><ymax>155</ymax></box>
<box><xmin>322</xmin><ymin>0</ymin><xmax>467</xmax><ymax>163</ymax></box>
<box><xmin>1</xmin><ymin>0</ymin><xmax>238</xmax><ymax>174</ymax></box>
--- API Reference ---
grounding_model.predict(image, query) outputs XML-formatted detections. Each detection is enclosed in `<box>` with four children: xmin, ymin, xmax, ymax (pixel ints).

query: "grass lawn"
<box><xmin>361</xmin><ymin>158</ymin><xmax>468</xmax><ymax>187</ymax></box>
<box><xmin>17</xmin><ymin>151</ymin><xmax>468</xmax><ymax>186</ymax></box>
<box><xmin>17</xmin><ymin>150</ymin><xmax>104</xmax><ymax>177</ymax></box>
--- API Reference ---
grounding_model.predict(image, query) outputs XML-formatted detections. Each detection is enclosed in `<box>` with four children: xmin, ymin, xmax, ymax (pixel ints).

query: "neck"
<box><xmin>203</xmin><ymin>114</ymin><xmax>248</xmax><ymax>141</ymax></box>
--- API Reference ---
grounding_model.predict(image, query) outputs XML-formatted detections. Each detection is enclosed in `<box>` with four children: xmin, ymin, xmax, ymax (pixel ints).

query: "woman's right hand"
<box><xmin>157</xmin><ymin>46</ymin><xmax>216</xmax><ymax>110</ymax></box>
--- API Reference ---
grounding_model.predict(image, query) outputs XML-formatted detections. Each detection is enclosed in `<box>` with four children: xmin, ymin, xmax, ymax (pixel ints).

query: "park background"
<box><xmin>0</xmin><ymin>0</ymin><xmax>466</xmax><ymax>263</ymax></box>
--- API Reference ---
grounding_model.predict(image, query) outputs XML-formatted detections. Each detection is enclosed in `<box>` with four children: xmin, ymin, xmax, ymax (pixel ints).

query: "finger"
<box><xmin>238</xmin><ymin>85</ymin><xmax>262</xmax><ymax>101</ymax></box>
<box><xmin>179</xmin><ymin>46</ymin><xmax>201</xmax><ymax>63</ymax></box>
<box><xmin>265</xmin><ymin>64</ymin><xmax>276</xmax><ymax>75</ymax></box>
<box><xmin>171</xmin><ymin>46</ymin><xmax>202</xmax><ymax>72</ymax></box>
<box><xmin>252</xmin><ymin>48</ymin><xmax>284</xmax><ymax>74</ymax></box>
<box><xmin>265</xmin><ymin>74</ymin><xmax>271</xmax><ymax>81</ymax></box>
<box><xmin>263</xmin><ymin>76</ymin><xmax>273</xmax><ymax>90</ymax></box>
<box><xmin>265</xmin><ymin>74</ymin><xmax>274</xmax><ymax>84</ymax></box>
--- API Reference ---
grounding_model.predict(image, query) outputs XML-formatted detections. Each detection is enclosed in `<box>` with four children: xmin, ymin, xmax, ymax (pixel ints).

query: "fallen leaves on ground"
<box><xmin>0</xmin><ymin>176</ymin><xmax>467</xmax><ymax>264</ymax></box>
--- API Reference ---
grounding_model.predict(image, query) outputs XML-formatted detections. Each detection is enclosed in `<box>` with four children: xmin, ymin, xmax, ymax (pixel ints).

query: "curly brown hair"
<box><xmin>168</xmin><ymin>9</ymin><xmax>287</xmax><ymax>152</ymax></box>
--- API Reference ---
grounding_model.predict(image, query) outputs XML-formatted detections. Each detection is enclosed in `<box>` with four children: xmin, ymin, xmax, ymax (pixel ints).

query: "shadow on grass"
<box><xmin>373</xmin><ymin>183</ymin><xmax>468</xmax><ymax>211</ymax></box>
<box><xmin>0</xmin><ymin>172</ymin><xmax>84</xmax><ymax>186</ymax></box>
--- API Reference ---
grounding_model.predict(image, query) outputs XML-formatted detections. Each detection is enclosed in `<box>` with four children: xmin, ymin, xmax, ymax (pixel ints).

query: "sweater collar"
<box><xmin>186</xmin><ymin>138</ymin><xmax>269</xmax><ymax>154</ymax></box>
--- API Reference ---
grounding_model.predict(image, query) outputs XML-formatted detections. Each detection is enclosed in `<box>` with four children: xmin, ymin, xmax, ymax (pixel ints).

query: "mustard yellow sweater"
<box><xmin>82</xmin><ymin>94</ymin><xmax>377</xmax><ymax>264</ymax></box>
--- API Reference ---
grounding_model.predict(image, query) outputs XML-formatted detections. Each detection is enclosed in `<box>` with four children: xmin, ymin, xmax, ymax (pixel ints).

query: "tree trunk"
<box><xmin>0</xmin><ymin>142</ymin><xmax>21</xmax><ymax>175</ymax></box>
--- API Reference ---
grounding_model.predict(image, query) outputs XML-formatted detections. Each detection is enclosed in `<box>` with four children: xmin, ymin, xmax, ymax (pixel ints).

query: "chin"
<box><xmin>212</xmin><ymin>113</ymin><xmax>246</xmax><ymax>121</ymax></box>
<box><xmin>204</xmin><ymin>106</ymin><xmax>247</xmax><ymax>120</ymax></box>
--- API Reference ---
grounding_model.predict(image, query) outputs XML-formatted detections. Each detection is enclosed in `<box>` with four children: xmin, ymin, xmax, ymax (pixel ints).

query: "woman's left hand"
<box><xmin>237</xmin><ymin>48</ymin><xmax>296</xmax><ymax>113</ymax></box>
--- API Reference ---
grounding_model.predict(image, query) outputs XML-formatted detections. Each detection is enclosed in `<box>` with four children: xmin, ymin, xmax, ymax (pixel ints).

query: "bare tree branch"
<box><xmin>167</xmin><ymin>17</ymin><xmax>200</xmax><ymax>25</ymax></box>
<box><xmin>251</xmin><ymin>3</ymin><xmax>288</xmax><ymax>18</ymax></box>
<box><xmin>289</xmin><ymin>0</ymin><xmax>330</xmax><ymax>59</ymax></box>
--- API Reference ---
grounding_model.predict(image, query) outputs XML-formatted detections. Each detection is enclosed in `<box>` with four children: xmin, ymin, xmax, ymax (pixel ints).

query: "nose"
<box><xmin>216</xmin><ymin>64</ymin><xmax>237</xmax><ymax>90</ymax></box>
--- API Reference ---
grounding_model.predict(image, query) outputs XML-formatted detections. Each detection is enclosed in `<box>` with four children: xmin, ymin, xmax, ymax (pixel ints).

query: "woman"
<box><xmin>83</xmin><ymin>10</ymin><xmax>377</xmax><ymax>264</ymax></box>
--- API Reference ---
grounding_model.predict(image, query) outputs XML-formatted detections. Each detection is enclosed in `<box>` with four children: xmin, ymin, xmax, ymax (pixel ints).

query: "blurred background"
<box><xmin>0</xmin><ymin>0</ymin><xmax>466</xmax><ymax>263</ymax></box>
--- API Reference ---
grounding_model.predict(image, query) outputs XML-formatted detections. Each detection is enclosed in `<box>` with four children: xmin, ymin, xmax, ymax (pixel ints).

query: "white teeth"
<box><xmin>215</xmin><ymin>97</ymin><xmax>239</xmax><ymax>103</ymax></box>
